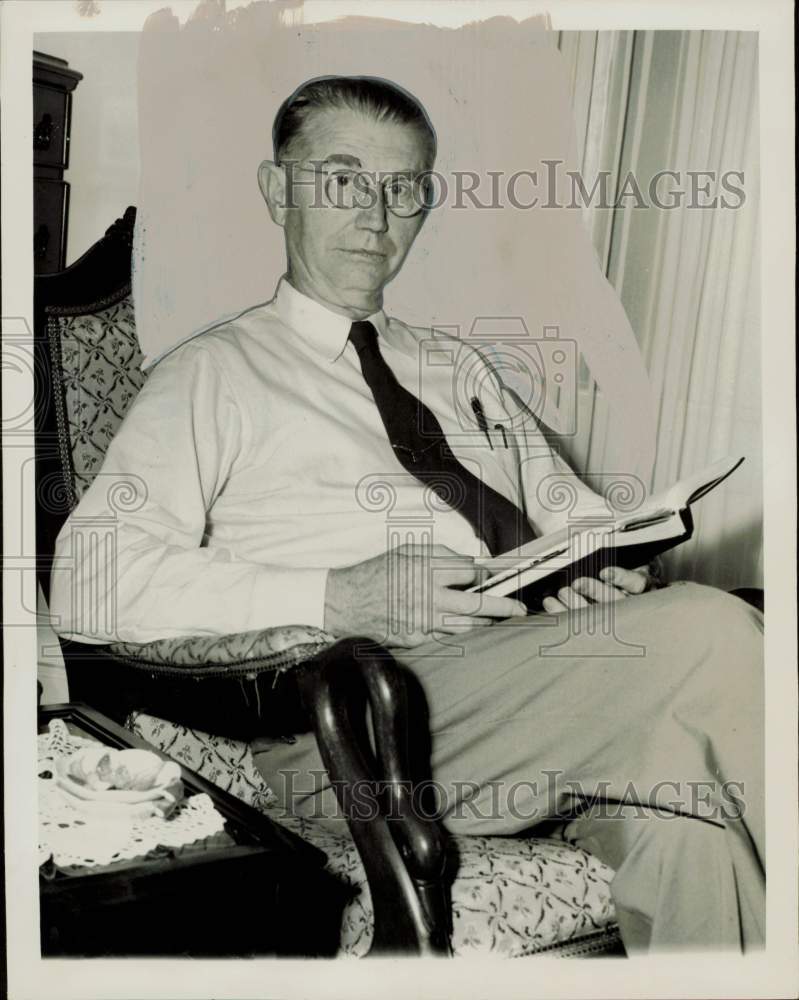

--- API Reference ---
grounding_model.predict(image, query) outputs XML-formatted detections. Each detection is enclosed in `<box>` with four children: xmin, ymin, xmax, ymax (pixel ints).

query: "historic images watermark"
<box><xmin>277</xmin><ymin>159</ymin><xmax>748</xmax><ymax>213</ymax></box>
<box><xmin>275</xmin><ymin>767</ymin><xmax>750</xmax><ymax>826</ymax></box>
<box><xmin>353</xmin><ymin>315</ymin><xmax>653</xmax><ymax>656</ymax></box>
<box><xmin>417</xmin><ymin>317</ymin><xmax>579</xmax><ymax>439</ymax></box>
<box><xmin>2</xmin><ymin>315</ymin><xmax>149</xmax><ymax>641</ymax></box>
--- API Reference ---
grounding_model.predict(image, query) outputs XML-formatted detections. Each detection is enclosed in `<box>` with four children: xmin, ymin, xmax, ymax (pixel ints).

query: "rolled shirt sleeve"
<box><xmin>49</xmin><ymin>341</ymin><xmax>329</xmax><ymax>644</ymax></box>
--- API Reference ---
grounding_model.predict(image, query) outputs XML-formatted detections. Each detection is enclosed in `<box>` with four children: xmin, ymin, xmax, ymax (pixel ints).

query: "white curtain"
<box><xmin>558</xmin><ymin>30</ymin><xmax>762</xmax><ymax>590</ymax></box>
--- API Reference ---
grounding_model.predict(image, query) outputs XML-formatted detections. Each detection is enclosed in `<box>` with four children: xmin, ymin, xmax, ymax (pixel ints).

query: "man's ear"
<box><xmin>258</xmin><ymin>160</ymin><xmax>288</xmax><ymax>227</ymax></box>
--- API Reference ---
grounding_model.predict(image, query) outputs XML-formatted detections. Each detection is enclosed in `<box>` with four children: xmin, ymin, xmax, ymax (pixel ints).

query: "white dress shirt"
<box><xmin>50</xmin><ymin>279</ymin><xmax>601</xmax><ymax>643</ymax></box>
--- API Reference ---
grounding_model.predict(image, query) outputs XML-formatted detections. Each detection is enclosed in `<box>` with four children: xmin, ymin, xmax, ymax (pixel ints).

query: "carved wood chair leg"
<box><xmin>296</xmin><ymin>638</ymin><xmax>451</xmax><ymax>957</ymax></box>
<box><xmin>351</xmin><ymin>644</ymin><xmax>452</xmax><ymax>950</ymax></box>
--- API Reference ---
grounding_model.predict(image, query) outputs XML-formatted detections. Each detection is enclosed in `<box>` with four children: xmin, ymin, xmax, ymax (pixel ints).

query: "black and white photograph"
<box><xmin>2</xmin><ymin>1</ymin><xmax>796</xmax><ymax>998</ymax></box>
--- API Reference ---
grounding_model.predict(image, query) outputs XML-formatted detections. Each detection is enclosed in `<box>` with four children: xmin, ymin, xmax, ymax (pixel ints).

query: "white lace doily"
<box><xmin>39</xmin><ymin>718</ymin><xmax>226</xmax><ymax>870</ymax></box>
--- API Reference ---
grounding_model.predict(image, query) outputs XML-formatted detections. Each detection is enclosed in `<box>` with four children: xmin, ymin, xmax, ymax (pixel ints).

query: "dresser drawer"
<box><xmin>34</xmin><ymin>178</ymin><xmax>68</xmax><ymax>274</ymax></box>
<box><xmin>33</xmin><ymin>82</ymin><xmax>72</xmax><ymax>170</ymax></box>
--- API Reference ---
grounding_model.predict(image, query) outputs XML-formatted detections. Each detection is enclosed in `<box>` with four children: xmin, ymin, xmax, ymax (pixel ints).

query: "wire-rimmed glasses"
<box><xmin>283</xmin><ymin>160</ymin><xmax>430</xmax><ymax>217</ymax></box>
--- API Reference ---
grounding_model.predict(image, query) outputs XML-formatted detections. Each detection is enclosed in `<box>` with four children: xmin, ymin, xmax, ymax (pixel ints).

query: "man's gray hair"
<box><xmin>272</xmin><ymin>75</ymin><xmax>437</xmax><ymax>165</ymax></box>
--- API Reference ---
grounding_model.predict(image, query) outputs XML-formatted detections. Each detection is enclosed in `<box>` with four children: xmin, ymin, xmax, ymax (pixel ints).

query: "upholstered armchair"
<box><xmin>35</xmin><ymin>208</ymin><xmax>623</xmax><ymax>958</ymax></box>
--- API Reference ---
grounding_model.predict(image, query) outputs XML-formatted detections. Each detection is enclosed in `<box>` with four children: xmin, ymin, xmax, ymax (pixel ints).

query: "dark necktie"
<box><xmin>349</xmin><ymin>321</ymin><xmax>536</xmax><ymax>556</ymax></box>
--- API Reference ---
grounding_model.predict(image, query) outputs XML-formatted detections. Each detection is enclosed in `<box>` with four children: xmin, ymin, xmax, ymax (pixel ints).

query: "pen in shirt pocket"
<box><xmin>470</xmin><ymin>396</ymin><xmax>509</xmax><ymax>449</ymax></box>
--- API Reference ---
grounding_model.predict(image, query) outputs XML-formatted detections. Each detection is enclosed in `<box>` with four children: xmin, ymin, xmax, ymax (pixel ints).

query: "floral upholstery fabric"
<box><xmin>129</xmin><ymin>713</ymin><xmax>279</xmax><ymax>814</ymax></box>
<box><xmin>129</xmin><ymin>712</ymin><xmax>620</xmax><ymax>958</ymax></box>
<box><xmin>49</xmin><ymin>293</ymin><xmax>145</xmax><ymax>505</ymax></box>
<box><xmin>109</xmin><ymin>624</ymin><xmax>336</xmax><ymax>672</ymax></box>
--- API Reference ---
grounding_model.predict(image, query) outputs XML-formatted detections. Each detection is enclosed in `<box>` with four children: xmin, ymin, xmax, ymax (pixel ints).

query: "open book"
<box><xmin>468</xmin><ymin>455</ymin><xmax>744</xmax><ymax>608</ymax></box>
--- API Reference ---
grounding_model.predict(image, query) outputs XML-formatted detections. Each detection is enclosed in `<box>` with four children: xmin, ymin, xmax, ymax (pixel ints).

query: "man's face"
<box><xmin>271</xmin><ymin>106</ymin><xmax>430</xmax><ymax>317</ymax></box>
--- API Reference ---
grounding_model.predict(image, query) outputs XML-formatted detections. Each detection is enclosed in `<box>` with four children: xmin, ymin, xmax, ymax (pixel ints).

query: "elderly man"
<box><xmin>51</xmin><ymin>76</ymin><xmax>764</xmax><ymax>954</ymax></box>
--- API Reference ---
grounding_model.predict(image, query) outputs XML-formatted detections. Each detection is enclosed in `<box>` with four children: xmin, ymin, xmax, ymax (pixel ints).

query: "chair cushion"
<box><xmin>99</xmin><ymin>627</ymin><xmax>338</xmax><ymax>742</ymax></box>
<box><xmin>109</xmin><ymin>624</ymin><xmax>336</xmax><ymax>671</ymax></box>
<box><xmin>48</xmin><ymin>293</ymin><xmax>145</xmax><ymax>506</ymax></box>
<box><xmin>129</xmin><ymin>712</ymin><xmax>619</xmax><ymax>958</ymax></box>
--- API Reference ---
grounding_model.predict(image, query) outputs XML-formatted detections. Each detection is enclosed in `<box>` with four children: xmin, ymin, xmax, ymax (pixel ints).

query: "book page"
<box><xmin>649</xmin><ymin>455</ymin><xmax>745</xmax><ymax>511</ymax></box>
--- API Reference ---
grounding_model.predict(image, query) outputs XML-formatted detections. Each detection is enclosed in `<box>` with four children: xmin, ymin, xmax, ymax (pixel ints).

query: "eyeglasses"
<box><xmin>284</xmin><ymin>161</ymin><xmax>429</xmax><ymax>218</ymax></box>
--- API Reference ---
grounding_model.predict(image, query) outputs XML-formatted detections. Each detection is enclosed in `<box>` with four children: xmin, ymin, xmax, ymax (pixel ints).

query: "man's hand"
<box><xmin>542</xmin><ymin>565</ymin><xmax>653</xmax><ymax>614</ymax></box>
<box><xmin>324</xmin><ymin>543</ymin><xmax>527</xmax><ymax>648</ymax></box>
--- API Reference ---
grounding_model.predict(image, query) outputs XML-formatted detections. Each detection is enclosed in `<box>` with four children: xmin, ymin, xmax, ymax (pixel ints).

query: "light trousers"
<box><xmin>252</xmin><ymin>581</ymin><xmax>765</xmax><ymax>953</ymax></box>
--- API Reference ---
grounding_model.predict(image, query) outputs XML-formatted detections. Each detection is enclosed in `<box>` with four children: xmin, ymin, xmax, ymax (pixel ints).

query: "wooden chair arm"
<box><xmin>296</xmin><ymin>638</ymin><xmax>451</xmax><ymax>957</ymax></box>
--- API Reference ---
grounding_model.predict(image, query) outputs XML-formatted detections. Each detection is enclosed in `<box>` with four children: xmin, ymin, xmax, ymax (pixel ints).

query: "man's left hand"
<box><xmin>542</xmin><ymin>565</ymin><xmax>653</xmax><ymax>613</ymax></box>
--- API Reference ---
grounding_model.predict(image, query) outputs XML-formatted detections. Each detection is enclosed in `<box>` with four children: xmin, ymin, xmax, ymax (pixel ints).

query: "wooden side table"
<box><xmin>38</xmin><ymin>704</ymin><xmax>352</xmax><ymax>957</ymax></box>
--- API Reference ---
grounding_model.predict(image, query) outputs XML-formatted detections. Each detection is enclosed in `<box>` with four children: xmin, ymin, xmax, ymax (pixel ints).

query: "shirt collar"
<box><xmin>272</xmin><ymin>277</ymin><xmax>389</xmax><ymax>363</ymax></box>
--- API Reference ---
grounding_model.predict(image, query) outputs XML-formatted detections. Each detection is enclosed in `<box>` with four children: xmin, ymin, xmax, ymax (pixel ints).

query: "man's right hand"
<box><xmin>323</xmin><ymin>543</ymin><xmax>528</xmax><ymax>648</ymax></box>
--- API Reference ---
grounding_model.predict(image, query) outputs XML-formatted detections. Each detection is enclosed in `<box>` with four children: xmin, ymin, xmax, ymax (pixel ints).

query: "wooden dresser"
<box><xmin>33</xmin><ymin>51</ymin><xmax>82</xmax><ymax>274</ymax></box>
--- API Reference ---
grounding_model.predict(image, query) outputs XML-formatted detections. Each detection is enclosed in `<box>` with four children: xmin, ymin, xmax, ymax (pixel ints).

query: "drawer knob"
<box><xmin>34</xmin><ymin>112</ymin><xmax>55</xmax><ymax>151</ymax></box>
